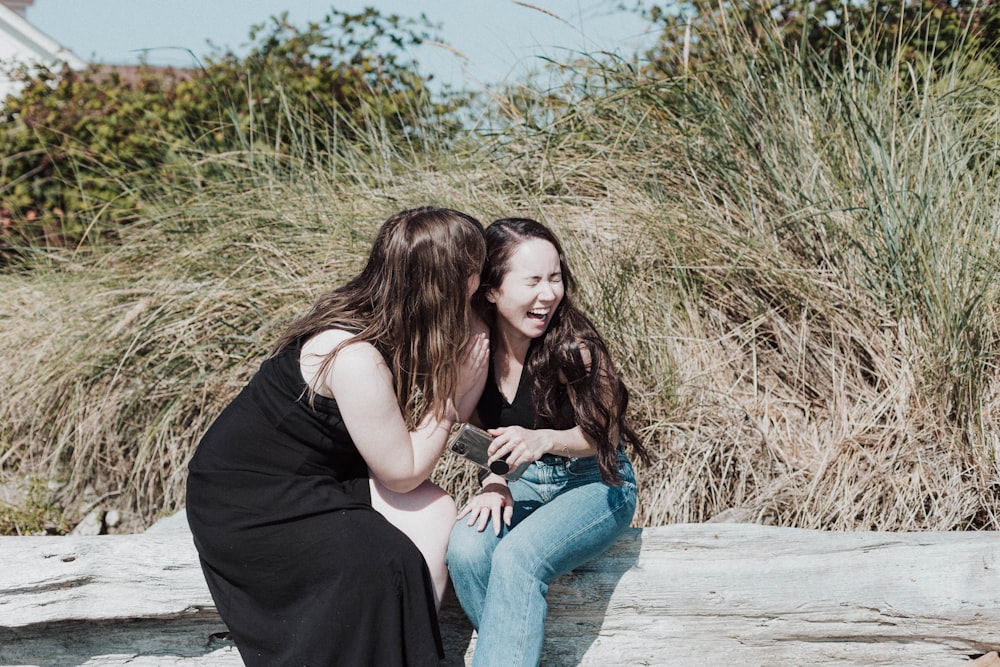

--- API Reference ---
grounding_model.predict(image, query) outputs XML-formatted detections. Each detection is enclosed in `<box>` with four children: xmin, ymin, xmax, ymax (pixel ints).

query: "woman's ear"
<box><xmin>485</xmin><ymin>289</ymin><xmax>497</xmax><ymax>304</ymax></box>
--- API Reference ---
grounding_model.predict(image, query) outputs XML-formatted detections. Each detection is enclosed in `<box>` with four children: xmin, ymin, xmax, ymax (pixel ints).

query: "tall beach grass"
<box><xmin>1</xmin><ymin>10</ymin><xmax>998</xmax><ymax>532</ymax></box>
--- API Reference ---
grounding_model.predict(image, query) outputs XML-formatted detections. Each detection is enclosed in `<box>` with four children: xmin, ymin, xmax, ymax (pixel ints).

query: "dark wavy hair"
<box><xmin>272</xmin><ymin>206</ymin><xmax>486</xmax><ymax>426</ymax></box>
<box><xmin>475</xmin><ymin>218</ymin><xmax>651</xmax><ymax>484</ymax></box>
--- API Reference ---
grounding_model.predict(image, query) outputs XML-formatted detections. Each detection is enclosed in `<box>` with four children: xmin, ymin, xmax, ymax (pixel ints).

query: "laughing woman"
<box><xmin>446</xmin><ymin>218</ymin><xmax>652</xmax><ymax>667</ymax></box>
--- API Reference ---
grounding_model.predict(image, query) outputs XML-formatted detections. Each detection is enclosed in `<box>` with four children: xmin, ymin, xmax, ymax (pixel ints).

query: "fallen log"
<box><xmin>0</xmin><ymin>511</ymin><xmax>997</xmax><ymax>666</ymax></box>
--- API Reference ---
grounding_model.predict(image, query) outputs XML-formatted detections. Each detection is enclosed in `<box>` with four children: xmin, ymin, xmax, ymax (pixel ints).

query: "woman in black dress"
<box><xmin>186</xmin><ymin>206</ymin><xmax>488</xmax><ymax>666</ymax></box>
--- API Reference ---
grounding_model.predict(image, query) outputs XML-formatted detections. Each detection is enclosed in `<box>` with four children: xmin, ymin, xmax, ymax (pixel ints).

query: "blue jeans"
<box><xmin>446</xmin><ymin>450</ymin><xmax>637</xmax><ymax>667</ymax></box>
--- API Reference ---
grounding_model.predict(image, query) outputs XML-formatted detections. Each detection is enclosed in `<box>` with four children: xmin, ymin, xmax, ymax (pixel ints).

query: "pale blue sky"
<box><xmin>26</xmin><ymin>1</ymin><xmax>661</xmax><ymax>90</ymax></box>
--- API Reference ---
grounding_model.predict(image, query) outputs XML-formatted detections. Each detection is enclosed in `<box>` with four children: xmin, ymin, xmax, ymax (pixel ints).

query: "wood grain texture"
<box><xmin>0</xmin><ymin>512</ymin><xmax>997</xmax><ymax>666</ymax></box>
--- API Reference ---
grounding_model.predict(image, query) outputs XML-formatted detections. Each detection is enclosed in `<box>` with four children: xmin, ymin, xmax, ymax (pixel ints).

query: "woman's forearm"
<box><xmin>408</xmin><ymin>403</ymin><xmax>460</xmax><ymax>479</ymax></box>
<box><xmin>542</xmin><ymin>425</ymin><xmax>598</xmax><ymax>458</ymax></box>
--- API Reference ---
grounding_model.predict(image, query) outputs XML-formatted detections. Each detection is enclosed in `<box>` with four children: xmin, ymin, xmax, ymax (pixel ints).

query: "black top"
<box><xmin>477</xmin><ymin>356</ymin><xmax>575</xmax><ymax>430</ymax></box>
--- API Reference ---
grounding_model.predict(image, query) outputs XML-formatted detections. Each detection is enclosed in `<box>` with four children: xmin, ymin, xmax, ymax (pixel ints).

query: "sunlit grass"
<box><xmin>2</xmin><ymin>13</ymin><xmax>999</xmax><ymax>532</ymax></box>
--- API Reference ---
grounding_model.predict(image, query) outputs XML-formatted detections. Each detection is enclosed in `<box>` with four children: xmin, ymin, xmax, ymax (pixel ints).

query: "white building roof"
<box><xmin>0</xmin><ymin>2</ymin><xmax>85</xmax><ymax>99</ymax></box>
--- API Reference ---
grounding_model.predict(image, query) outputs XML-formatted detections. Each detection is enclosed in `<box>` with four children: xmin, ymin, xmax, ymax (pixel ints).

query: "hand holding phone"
<box><xmin>447</xmin><ymin>423</ymin><xmax>530</xmax><ymax>481</ymax></box>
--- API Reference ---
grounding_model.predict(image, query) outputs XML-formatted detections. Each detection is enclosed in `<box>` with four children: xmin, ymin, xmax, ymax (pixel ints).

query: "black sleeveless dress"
<box><xmin>186</xmin><ymin>338</ymin><xmax>443</xmax><ymax>666</ymax></box>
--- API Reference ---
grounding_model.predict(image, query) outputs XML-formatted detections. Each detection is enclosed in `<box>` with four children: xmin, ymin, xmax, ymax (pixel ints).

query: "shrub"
<box><xmin>0</xmin><ymin>7</ymin><xmax>460</xmax><ymax>254</ymax></box>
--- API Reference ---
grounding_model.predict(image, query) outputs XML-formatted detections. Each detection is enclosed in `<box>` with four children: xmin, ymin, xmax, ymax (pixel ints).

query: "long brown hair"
<box><xmin>273</xmin><ymin>206</ymin><xmax>486</xmax><ymax>426</ymax></box>
<box><xmin>476</xmin><ymin>218</ymin><xmax>651</xmax><ymax>484</ymax></box>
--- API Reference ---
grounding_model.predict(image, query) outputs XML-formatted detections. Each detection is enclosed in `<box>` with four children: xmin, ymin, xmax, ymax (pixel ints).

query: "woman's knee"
<box><xmin>369</xmin><ymin>479</ymin><xmax>456</xmax><ymax>555</ymax></box>
<box><xmin>488</xmin><ymin>533</ymin><xmax>539</xmax><ymax>577</ymax></box>
<box><xmin>426</xmin><ymin>482</ymin><xmax>458</xmax><ymax>520</ymax></box>
<box><xmin>446</xmin><ymin>520</ymin><xmax>495</xmax><ymax>570</ymax></box>
<box><xmin>418</xmin><ymin>482</ymin><xmax>458</xmax><ymax>544</ymax></box>
<box><xmin>371</xmin><ymin>478</ymin><xmax>455</xmax><ymax>517</ymax></box>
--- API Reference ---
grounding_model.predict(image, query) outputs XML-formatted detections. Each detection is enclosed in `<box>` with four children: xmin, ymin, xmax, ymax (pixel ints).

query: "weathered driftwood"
<box><xmin>0</xmin><ymin>511</ymin><xmax>998</xmax><ymax>666</ymax></box>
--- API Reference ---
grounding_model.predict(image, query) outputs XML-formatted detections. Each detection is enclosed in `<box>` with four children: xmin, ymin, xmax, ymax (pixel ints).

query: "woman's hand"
<box><xmin>456</xmin><ymin>480</ymin><xmax>513</xmax><ymax>535</ymax></box>
<box><xmin>486</xmin><ymin>425</ymin><xmax>551</xmax><ymax>471</ymax></box>
<box><xmin>455</xmin><ymin>332</ymin><xmax>489</xmax><ymax>421</ymax></box>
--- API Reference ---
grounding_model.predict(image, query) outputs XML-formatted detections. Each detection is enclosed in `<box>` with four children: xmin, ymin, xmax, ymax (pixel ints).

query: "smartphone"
<box><xmin>447</xmin><ymin>423</ymin><xmax>529</xmax><ymax>481</ymax></box>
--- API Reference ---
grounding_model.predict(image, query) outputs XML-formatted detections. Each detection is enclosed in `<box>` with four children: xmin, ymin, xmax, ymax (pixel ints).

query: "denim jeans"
<box><xmin>446</xmin><ymin>450</ymin><xmax>637</xmax><ymax>667</ymax></box>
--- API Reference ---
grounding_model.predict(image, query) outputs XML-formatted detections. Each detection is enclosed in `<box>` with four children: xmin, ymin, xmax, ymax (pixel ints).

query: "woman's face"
<box><xmin>487</xmin><ymin>238</ymin><xmax>564</xmax><ymax>344</ymax></box>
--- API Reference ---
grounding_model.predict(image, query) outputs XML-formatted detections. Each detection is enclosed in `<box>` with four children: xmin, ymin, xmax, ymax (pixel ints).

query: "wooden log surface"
<box><xmin>0</xmin><ymin>510</ymin><xmax>998</xmax><ymax>666</ymax></box>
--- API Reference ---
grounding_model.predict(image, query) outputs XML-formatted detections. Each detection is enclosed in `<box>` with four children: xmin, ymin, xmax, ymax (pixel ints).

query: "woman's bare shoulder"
<box><xmin>300</xmin><ymin>329</ymin><xmax>384</xmax><ymax>396</ymax></box>
<box><xmin>301</xmin><ymin>328</ymin><xmax>358</xmax><ymax>356</ymax></box>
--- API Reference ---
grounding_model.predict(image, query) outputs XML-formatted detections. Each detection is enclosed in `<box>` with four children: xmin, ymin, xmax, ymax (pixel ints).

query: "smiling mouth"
<box><xmin>527</xmin><ymin>309</ymin><xmax>549</xmax><ymax>321</ymax></box>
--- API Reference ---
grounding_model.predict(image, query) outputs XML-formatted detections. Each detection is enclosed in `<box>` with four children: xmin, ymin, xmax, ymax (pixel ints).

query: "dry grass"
<box><xmin>2</xmin><ymin>13</ymin><xmax>999</xmax><ymax>533</ymax></box>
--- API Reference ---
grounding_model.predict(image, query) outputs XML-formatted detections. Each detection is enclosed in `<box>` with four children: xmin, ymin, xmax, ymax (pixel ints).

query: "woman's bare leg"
<box><xmin>369</xmin><ymin>476</ymin><xmax>457</xmax><ymax>607</ymax></box>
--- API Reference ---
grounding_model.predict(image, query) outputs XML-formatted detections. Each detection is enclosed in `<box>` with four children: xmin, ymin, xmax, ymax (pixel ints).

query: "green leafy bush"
<box><xmin>0</xmin><ymin>65</ymin><xmax>191</xmax><ymax>250</ymax></box>
<box><xmin>0</xmin><ymin>7</ymin><xmax>459</xmax><ymax>254</ymax></box>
